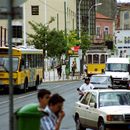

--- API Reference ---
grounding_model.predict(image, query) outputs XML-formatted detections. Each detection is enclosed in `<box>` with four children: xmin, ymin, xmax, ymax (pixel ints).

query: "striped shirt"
<box><xmin>40</xmin><ymin>106</ymin><xmax>57</xmax><ymax>130</ymax></box>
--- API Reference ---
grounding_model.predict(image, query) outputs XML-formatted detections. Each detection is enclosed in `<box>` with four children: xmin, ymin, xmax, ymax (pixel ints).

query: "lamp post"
<box><xmin>88</xmin><ymin>3</ymin><xmax>102</xmax><ymax>36</ymax></box>
<box><xmin>78</xmin><ymin>0</ymin><xmax>83</xmax><ymax>39</ymax></box>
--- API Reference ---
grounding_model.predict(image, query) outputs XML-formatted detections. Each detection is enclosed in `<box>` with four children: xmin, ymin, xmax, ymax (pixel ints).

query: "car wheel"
<box><xmin>98</xmin><ymin>118</ymin><xmax>106</xmax><ymax>130</ymax></box>
<box><xmin>75</xmin><ymin>115</ymin><xmax>86</xmax><ymax>130</ymax></box>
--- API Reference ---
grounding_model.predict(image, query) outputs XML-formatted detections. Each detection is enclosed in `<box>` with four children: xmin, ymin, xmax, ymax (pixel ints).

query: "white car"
<box><xmin>74</xmin><ymin>89</ymin><xmax>130</xmax><ymax>130</ymax></box>
<box><xmin>90</xmin><ymin>74</ymin><xmax>113</xmax><ymax>89</ymax></box>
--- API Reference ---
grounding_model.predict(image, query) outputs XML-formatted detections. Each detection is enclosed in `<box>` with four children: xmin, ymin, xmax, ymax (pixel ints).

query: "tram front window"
<box><xmin>100</xmin><ymin>54</ymin><xmax>105</xmax><ymax>63</ymax></box>
<box><xmin>88</xmin><ymin>55</ymin><xmax>92</xmax><ymax>64</ymax></box>
<box><xmin>93</xmin><ymin>54</ymin><xmax>99</xmax><ymax>64</ymax></box>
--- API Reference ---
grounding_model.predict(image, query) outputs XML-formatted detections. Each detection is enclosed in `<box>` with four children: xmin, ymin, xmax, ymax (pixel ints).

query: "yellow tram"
<box><xmin>86</xmin><ymin>47</ymin><xmax>110</xmax><ymax>76</ymax></box>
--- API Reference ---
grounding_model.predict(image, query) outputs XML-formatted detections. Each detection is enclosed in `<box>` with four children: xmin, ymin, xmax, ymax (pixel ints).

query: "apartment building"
<box><xmin>116</xmin><ymin>3</ymin><xmax>130</xmax><ymax>30</ymax></box>
<box><xmin>115</xmin><ymin>3</ymin><xmax>130</xmax><ymax>57</ymax></box>
<box><xmin>0</xmin><ymin>0</ymin><xmax>76</xmax><ymax>46</ymax></box>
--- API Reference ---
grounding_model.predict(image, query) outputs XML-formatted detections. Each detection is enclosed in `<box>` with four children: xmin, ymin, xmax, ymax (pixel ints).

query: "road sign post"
<box><xmin>78</xmin><ymin>49</ymin><xmax>83</xmax><ymax>75</ymax></box>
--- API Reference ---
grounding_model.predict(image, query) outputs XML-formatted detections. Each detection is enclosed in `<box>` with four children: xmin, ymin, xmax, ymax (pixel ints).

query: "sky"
<box><xmin>117</xmin><ymin>0</ymin><xmax>130</xmax><ymax>3</ymax></box>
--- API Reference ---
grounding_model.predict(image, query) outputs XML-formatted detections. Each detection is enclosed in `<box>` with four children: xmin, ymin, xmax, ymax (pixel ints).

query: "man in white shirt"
<box><xmin>77</xmin><ymin>77</ymin><xmax>94</xmax><ymax>98</ymax></box>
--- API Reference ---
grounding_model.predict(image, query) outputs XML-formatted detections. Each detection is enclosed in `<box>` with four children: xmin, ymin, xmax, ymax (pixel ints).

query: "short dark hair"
<box><xmin>37</xmin><ymin>89</ymin><xmax>51</xmax><ymax>101</ymax></box>
<box><xmin>48</xmin><ymin>93</ymin><xmax>65</xmax><ymax>106</ymax></box>
<box><xmin>84</xmin><ymin>77</ymin><xmax>90</xmax><ymax>81</ymax></box>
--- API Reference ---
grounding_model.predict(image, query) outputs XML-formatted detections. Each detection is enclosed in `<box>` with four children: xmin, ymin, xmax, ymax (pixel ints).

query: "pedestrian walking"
<box><xmin>71</xmin><ymin>61</ymin><xmax>77</xmax><ymax>76</ymax></box>
<box><xmin>40</xmin><ymin>93</ymin><xmax>65</xmax><ymax>130</ymax></box>
<box><xmin>37</xmin><ymin>89</ymin><xmax>51</xmax><ymax>111</ymax></box>
<box><xmin>56</xmin><ymin>64</ymin><xmax>62</xmax><ymax>79</ymax></box>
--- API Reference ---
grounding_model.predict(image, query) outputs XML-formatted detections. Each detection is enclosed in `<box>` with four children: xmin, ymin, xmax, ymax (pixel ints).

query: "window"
<box><xmin>124</xmin><ymin>11</ymin><xmax>129</xmax><ymax>20</ymax></box>
<box><xmin>12</xmin><ymin>26</ymin><xmax>22</xmax><ymax>38</ymax></box>
<box><xmin>81</xmin><ymin>92</ymin><xmax>91</xmax><ymax>105</ymax></box>
<box><xmin>88</xmin><ymin>55</ymin><xmax>92</xmax><ymax>64</ymax></box>
<box><xmin>13</xmin><ymin>7</ymin><xmax>23</xmax><ymax>19</ymax></box>
<box><xmin>93</xmin><ymin>54</ymin><xmax>99</xmax><ymax>64</ymax></box>
<box><xmin>31</xmin><ymin>6</ymin><xmax>39</xmax><ymax>15</ymax></box>
<box><xmin>0</xmin><ymin>7</ymin><xmax>23</xmax><ymax>19</ymax></box>
<box><xmin>100</xmin><ymin>54</ymin><xmax>105</xmax><ymax>63</ymax></box>
<box><xmin>124</xmin><ymin>24</ymin><xmax>129</xmax><ymax>30</ymax></box>
<box><xmin>96</xmin><ymin>26</ymin><xmax>100</xmax><ymax>37</ymax></box>
<box><xmin>104</xmin><ymin>26</ymin><xmax>109</xmax><ymax>35</ymax></box>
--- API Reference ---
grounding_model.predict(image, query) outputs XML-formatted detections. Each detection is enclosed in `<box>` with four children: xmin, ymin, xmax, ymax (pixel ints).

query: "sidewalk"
<box><xmin>43</xmin><ymin>65</ymin><xmax>81</xmax><ymax>82</ymax></box>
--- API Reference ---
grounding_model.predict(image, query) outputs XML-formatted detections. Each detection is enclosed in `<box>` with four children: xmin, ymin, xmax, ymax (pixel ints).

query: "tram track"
<box><xmin>0</xmin><ymin>81</ymin><xmax>81</xmax><ymax>117</ymax></box>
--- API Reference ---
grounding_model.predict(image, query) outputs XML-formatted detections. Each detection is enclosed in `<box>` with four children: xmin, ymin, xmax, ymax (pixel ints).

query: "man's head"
<box><xmin>37</xmin><ymin>89</ymin><xmax>51</xmax><ymax>108</ymax></box>
<box><xmin>84</xmin><ymin>77</ymin><xmax>90</xmax><ymax>85</ymax></box>
<box><xmin>48</xmin><ymin>93</ymin><xmax>65</xmax><ymax>114</ymax></box>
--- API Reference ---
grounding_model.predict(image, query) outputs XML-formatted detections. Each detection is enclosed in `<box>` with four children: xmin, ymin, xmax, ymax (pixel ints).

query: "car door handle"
<box><xmin>78</xmin><ymin>105</ymin><xmax>81</xmax><ymax>107</ymax></box>
<box><xmin>86</xmin><ymin>107</ymin><xmax>88</xmax><ymax>109</ymax></box>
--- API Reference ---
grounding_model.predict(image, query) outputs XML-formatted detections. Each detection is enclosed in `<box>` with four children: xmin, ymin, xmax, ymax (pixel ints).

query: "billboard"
<box><xmin>69</xmin><ymin>56</ymin><xmax>80</xmax><ymax>73</ymax></box>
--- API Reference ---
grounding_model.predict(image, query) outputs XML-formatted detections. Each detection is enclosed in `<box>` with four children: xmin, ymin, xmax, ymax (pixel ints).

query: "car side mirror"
<box><xmin>90</xmin><ymin>102</ymin><xmax>97</xmax><ymax>108</ymax></box>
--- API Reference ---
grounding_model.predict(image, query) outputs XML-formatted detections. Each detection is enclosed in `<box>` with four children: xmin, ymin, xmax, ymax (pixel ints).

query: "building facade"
<box><xmin>115</xmin><ymin>3</ymin><xmax>130</xmax><ymax>57</ymax></box>
<box><xmin>94</xmin><ymin>12</ymin><xmax>114</xmax><ymax>44</ymax></box>
<box><xmin>96</xmin><ymin>0</ymin><xmax>117</xmax><ymax>19</ymax></box>
<box><xmin>76</xmin><ymin>0</ymin><xmax>96</xmax><ymax>35</ymax></box>
<box><xmin>116</xmin><ymin>3</ymin><xmax>130</xmax><ymax>30</ymax></box>
<box><xmin>0</xmin><ymin>0</ymin><xmax>76</xmax><ymax>46</ymax></box>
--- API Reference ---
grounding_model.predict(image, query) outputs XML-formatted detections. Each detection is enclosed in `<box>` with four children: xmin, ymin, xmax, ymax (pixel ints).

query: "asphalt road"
<box><xmin>0</xmin><ymin>80</ymin><xmax>84</xmax><ymax>130</ymax></box>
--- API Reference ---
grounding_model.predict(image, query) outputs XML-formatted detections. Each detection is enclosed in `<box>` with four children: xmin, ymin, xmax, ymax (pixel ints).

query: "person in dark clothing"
<box><xmin>56</xmin><ymin>64</ymin><xmax>62</xmax><ymax>79</ymax></box>
<box><xmin>71</xmin><ymin>61</ymin><xmax>77</xmax><ymax>76</ymax></box>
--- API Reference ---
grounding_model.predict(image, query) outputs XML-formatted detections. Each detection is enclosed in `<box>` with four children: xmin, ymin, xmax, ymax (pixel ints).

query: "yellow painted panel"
<box><xmin>87</xmin><ymin>64</ymin><xmax>105</xmax><ymax>75</ymax></box>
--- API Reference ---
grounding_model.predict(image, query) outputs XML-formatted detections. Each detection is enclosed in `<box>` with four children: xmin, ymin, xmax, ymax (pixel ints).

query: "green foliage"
<box><xmin>27</xmin><ymin>21</ymin><xmax>48</xmax><ymax>49</ymax></box>
<box><xmin>67</xmin><ymin>31</ymin><xmax>80</xmax><ymax>48</ymax></box>
<box><xmin>27</xmin><ymin>21</ymin><xmax>66</xmax><ymax>58</ymax></box>
<box><xmin>80</xmin><ymin>31</ymin><xmax>91</xmax><ymax>54</ymax></box>
<box><xmin>47</xmin><ymin>29</ymin><xmax>66</xmax><ymax>58</ymax></box>
<box><xmin>66</xmin><ymin>30</ymin><xmax>91</xmax><ymax>54</ymax></box>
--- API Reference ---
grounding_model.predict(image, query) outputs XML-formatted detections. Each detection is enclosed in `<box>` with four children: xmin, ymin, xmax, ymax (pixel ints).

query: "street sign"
<box><xmin>78</xmin><ymin>49</ymin><xmax>82</xmax><ymax>60</ymax></box>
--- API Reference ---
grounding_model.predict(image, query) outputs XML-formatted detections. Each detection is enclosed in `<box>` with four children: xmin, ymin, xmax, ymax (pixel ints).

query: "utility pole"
<box><xmin>64</xmin><ymin>1</ymin><xmax>67</xmax><ymax>40</ymax></box>
<box><xmin>78</xmin><ymin>0</ymin><xmax>83</xmax><ymax>39</ymax></box>
<box><xmin>8</xmin><ymin>0</ymin><xmax>14</xmax><ymax>130</ymax></box>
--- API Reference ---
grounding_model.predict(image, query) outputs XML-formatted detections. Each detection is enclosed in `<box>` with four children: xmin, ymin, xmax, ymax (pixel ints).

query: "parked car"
<box><xmin>90</xmin><ymin>74</ymin><xmax>113</xmax><ymax>89</ymax></box>
<box><xmin>74</xmin><ymin>89</ymin><xmax>130</xmax><ymax>130</ymax></box>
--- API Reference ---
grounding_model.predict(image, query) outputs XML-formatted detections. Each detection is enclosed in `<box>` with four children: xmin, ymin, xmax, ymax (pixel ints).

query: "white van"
<box><xmin>105</xmin><ymin>57</ymin><xmax>130</xmax><ymax>88</ymax></box>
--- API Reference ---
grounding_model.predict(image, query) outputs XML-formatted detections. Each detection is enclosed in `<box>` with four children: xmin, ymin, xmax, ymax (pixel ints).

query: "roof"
<box><xmin>107</xmin><ymin>57</ymin><xmax>129</xmax><ymax>63</ymax></box>
<box><xmin>96</xmin><ymin>12</ymin><xmax>112</xmax><ymax>20</ymax></box>
<box><xmin>85</xmin><ymin>89</ymin><xmax>130</xmax><ymax>93</ymax></box>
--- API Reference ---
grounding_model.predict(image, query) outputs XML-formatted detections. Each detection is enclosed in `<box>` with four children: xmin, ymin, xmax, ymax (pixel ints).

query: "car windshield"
<box><xmin>99</xmin><ymin>92</ymin><xmax>130</xmax><ymax>107</ymax></box>
<box><xmin>91</xmin><ymin>76</ymin><xmax>108</xmax><ymax>84</ymax></box>
<box><xmin>0</xmin><ymin>57</ymin><xmax>19</xmax><ymax>72</ymax></box>
<box><xmin>106</xmin><ymin>63</ymin><xmax>128</xmax><ymax>72</ymax></box>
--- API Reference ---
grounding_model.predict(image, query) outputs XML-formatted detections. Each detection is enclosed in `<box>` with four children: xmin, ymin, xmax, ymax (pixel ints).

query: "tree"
<box><xmin>47</xmin><ymin>29</ymin><xmax>66</xmax><ymax>58</ymax></box>
<box><xmin>67</xmin><ymin>30</ymin><xmax>91</xmax><ymax>55</ymax></box>
<box><xmin>67</xmin><ymin>31</ymin><xmax>80</xmax><ymax>48</ymax></box>
<box><xmin>80</xmin><ymin>31</ymin><xmax>91</xmax><ymax>55</ymax></box>
<box><xmin>27</xmin><ymin>21</ymin><xmax>66</xmax><ymax>59</ymax></box>
<box><xmin>27</xmin><ymin>21</ymin><xmax>49</xmax><ymax>50</ymax></box>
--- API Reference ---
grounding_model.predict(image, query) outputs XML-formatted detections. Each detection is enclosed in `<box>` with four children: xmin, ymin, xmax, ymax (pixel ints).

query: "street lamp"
<box><xmin>78</xmin><ymin>0</ymin><xmax>83</xmax><ymax>39</ymax></box>
<box><xmin>88</xmin><ymin>3</ymin><xmax>102</xmax><ymax>36</ymax></box>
